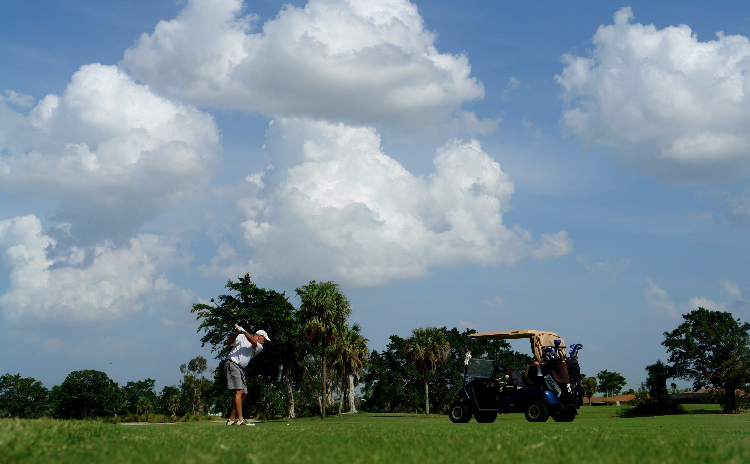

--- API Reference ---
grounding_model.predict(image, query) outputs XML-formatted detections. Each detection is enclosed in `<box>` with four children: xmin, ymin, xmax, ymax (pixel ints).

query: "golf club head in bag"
<box><xmin>569</xmin><ymin>344</ymin><xmax>582</xmax><ymax>358</ymax></box>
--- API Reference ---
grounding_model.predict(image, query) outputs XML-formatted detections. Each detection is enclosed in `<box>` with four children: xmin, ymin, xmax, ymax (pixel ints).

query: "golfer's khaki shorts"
<box><xmin>225</xmin><ymin>360</ymin><xmax>247</xmax><ymax>393</ymax></box>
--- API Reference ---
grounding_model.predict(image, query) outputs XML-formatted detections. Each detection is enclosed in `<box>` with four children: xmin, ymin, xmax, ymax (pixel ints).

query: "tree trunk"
<box><xmin>724</xmin><ymin>381</ymin><xmax>739</xmax><ymax>413</ymax></box>
<box><xmin>284</xmin><ymin>367</ymin><xmax>296</xmax><ymax>419</ymax></box>
<box><xmin>348</xmin><ymin>374</ymin><xmax>357</xmax><ymax>413</ymax></box>
<box><xmin>338</xmin><ymin>377</ymin><xmax>345</xmax><ymax>416</ymax></box>
<box><xmin>321</xmin><ymin>351</ymin><xmax>327</xmax><ymax>419</ymax></box>
<box><xmin>424</xmin><ymin>376</ymin><xmax>429</xmax><ymax>415</ymax></box>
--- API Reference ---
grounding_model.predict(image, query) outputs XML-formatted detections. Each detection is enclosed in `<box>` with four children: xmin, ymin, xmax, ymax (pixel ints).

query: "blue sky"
<box><xmin>2</xmin><ymin>0</ymin><xmax>750</xmax><ymax>393</ymax></box>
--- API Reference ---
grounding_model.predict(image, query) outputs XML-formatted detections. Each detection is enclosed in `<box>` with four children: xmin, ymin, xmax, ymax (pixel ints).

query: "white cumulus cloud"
<box><xmin>0</xmin><ymin>215</ymin><xmax>195</xmax><ymax>325</ymax></box>
<box><xmin>644</xmin><ymin>277</ymin><xmax>678</xmax><ymax>317</ymax></box>
<box><xmin>557</xmin><ymin>7</ymin><xmax>750</xmax><ymax>182</ymax></box>
<box><xmin>121</xmin><ymin>0</ymin><xmax>489</xmax><ymax>135</ymax></box>
<box><xmin>0</xmin><ymin>63</ymin><xmax>221</xmax><ymax>243</ymax></box>
<box><xmin>204</xmin><ymin>119</ymin><xmax>571</xmax><ymax>286</ymax></box>
<box><xmin>644</xmin><ymin>278</ymin><xmax>750</xmax><ymax>318</ymax></box>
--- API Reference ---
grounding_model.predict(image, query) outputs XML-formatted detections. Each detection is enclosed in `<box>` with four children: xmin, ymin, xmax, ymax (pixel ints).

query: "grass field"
<box><xmin>2</xmin><ymin>405</ymin><xmax>748</xmax><ymax>464</ymax></box>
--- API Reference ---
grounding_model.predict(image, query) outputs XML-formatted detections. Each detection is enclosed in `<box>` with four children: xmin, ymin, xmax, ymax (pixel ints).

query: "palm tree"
<box><xmin>405</xmin><ymin>327</ymin><xmax>449</xmax><ymax>415</ymax></box>
<box><xmin>330</xmin><ymin>323</ymin><xmax>370</xmax><ymax>415</ymax></box>
<box><xmin>296</xmin><ymin>280</ymin><xmax>352</xmax><ymax>419</ymax></box>
<box><xmin>135</xmin><ymin>397</ymin><xmax>153</xmax><ymax>415</ymax></box>
<box><xmin>167</xmin><ymin>395</ymin><xmax>179</xmax><ymax>416</ymax></box>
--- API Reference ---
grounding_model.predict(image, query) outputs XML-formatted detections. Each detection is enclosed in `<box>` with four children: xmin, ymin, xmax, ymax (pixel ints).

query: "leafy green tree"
<box><xmin>180</xmin><ymin>356</ymin><xmax>209</xmax><ymax>415</ymax></box>
<box><xmin>122</xmin><ymin>379</ymin><xmax>156</xmax><ymax>414</ymax></box>
<box><xmin>158</xmin><ymin>385</ymin><xmax>181</xmax><ymax>416</ymax></box>
<box><xmin>663</xmin><ymin>307</ymin><xmax>750</xmax><ymax>413</ymax></box>
<box><xmin>0</xmin><ymin>374</ymin><xmax>49</xmax><ymax>418</ymax></box>
<box><xmin>629</xmin><ymin>383</ymin><xmax>650</xmax><ymax>408</ymax></box>
<box><xmin>296</xmin><ymin>280</ymin><xmax>352</xmax><ymax>419</ymax></box>
<box><xmin>192</xmin><ymin>274</ymin><xmax>304</xmax><ymax>418</ymax></box>
<box><xmin>362</xmin><ymin>334</ymin><xmax>421</xmax><ymax>413</ymax></box>
<box><xmin>596</xmin><ymin>370</ymin><xmax>626</xmax><ymax>397</ymax></box>
<box><xmin>645</xmin><ymin>361</ymin><xmax>672</xmax><ymax>414</ymax></box>
<box><xmin>52</xmin><ymin>370</ymin><xmax>120</xmax><ymax>419</ymax></box>
<box><xmin>405</xmin><ymin>327</ymin><xmax>449</xmax><ymax>415</ymax></box>
<box><xmin>330</xmin><ymin>323</ymin><xmax>369</xmax><ymax>415</ymax></box>
<box><xmin>204</xmin><ymin>365</ymin><xmax>231</xmax><ymax>416</ymax></box>
<box><xmin>430</xmin><ymin>328</ymin><xmax>468</xmax><ymax>413</ymax></box>
<box><xmin>582</xmin><ymin>377</ymin><xmax>597</xmax><ymax>405</ymax></box>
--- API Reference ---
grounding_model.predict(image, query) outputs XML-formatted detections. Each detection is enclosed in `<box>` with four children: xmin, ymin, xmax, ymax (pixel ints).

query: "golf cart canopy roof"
<box><xmin>469</xmin><ymin>330</ymin><xmax>565</xmax><ymax>363</ymax></box>
<box><xmin>469</xmin><ymin>330</ymin><xmax>559</xmax><ymax>340</ymax></box>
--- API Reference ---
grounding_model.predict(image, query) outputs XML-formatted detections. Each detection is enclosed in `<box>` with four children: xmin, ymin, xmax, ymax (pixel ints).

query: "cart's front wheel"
<box><xmin>524</xmin><ymin>400</ymin><xmax>549</xmax><ymax>422</ymax></box>
<box><xmin>449</xmin><ymin>402</ymin><xmax>471</xmax><ymax>423</ymax></box>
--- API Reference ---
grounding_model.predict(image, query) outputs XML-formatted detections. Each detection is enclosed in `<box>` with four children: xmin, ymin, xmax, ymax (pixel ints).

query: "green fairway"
<box><xmin>2</xmin><ymin>406</ymin><xmax>748</xmax><ymax>464</ymax></box>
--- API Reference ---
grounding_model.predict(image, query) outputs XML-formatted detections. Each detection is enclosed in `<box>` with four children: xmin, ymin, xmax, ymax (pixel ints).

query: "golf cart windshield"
<box><xmin>469</xmin><ymin>330</ymin><xmax>566</xmax><ymax>363</ymax></box>
<box><xmin>466</xmin><ymin>359</ymin><xmax>495</xmax><ymax>379</ymax></box>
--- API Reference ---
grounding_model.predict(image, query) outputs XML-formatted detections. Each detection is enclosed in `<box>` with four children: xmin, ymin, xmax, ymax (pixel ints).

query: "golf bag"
<box><xmin>566</xmin><ymin>356</ymin><xmax>584</xmax><ymax>406</ymax></box>
<box><xmin>541</xmin><ymin>360</ymin><xmax>578</xmax><ymax>405</ymax></box>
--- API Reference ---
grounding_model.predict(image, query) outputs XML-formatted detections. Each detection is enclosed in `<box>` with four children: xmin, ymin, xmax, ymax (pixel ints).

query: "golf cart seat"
<box><xmin>547</xmin><ymin>360</ymin><xmax>570</xmax><ymax>383</ymax></box>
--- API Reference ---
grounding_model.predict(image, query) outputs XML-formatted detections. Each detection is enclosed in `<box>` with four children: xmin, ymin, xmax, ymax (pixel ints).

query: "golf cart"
<box><xmin>449</xmin><ymin>330</ymin><xmax>583</xmax><ymax>423</ymax></box>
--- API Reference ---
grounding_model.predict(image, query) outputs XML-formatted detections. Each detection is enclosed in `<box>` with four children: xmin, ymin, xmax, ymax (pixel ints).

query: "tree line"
<box><xmin>2</xmin><ymin>273</ymin><xmax>749</xmax><ymax>419</ymax></box>
<box><xmin>0</xmin><ymin>275</ymin><xmax>535</xmax><ymax>420</ymax></box>
<box><xmin>0</xmin><ymin>357</ymin><xmax>212</xmax><ymax>420</ymax></box>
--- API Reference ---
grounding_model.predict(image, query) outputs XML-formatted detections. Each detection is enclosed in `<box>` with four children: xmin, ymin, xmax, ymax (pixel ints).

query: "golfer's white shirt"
<box><xmin>227</xmin><ymin>334</ymin><xmax>263</xmax><ymax>369</ymax></box>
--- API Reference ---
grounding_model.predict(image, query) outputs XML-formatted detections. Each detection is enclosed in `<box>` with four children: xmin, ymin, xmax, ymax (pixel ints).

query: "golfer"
<box><xmin>225</xmin><ymin>324</ymin><xmax>270</xmax><ymax>426</ymax></box>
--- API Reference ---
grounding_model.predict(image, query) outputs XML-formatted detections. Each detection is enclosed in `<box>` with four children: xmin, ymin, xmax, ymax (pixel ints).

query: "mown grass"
<box><xmin>1</xmin><ymin>405</ymin><xmax>749</xmax><ymax>464</ymax></box>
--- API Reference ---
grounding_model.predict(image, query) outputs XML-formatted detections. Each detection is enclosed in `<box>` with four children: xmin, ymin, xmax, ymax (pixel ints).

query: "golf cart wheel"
<box><xmin>449</xmin><ymin>402</ymin><xmax>471</xmax><ymax>423</ymax></box>
<box><xmin>552</xmin><ymin>410</ymin><xmax>576</xmax><ymax>422</ymax></box>
<box><xmin>474</xmin><ymin>412</ymin><xmax>497</xmax><ymax>423</ymax></box>
<box><xmin>524</xmin><ymin>400</ymin><xmax>549</xmax><ymax>422</ymax></box>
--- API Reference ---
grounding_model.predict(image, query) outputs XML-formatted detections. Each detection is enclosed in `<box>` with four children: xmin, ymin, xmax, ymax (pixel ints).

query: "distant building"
<box><xmin>669</xmin><ymin>389</ymin><xmax>706</xmax><ymax>404</ymax></box>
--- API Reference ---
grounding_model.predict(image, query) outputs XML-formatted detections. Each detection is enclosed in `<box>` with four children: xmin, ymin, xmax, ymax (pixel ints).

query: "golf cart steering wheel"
<box><xmin>492</xmin><ymin>360</ymin><xmax>506</xmax><ymax>379</ymax></box>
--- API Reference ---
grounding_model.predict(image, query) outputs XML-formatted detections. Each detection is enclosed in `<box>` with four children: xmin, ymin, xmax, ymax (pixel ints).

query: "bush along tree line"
<box><xmin>0</xmin><ymin>356</ymin><xmax>214</xmax><ymax>420</ymax></box>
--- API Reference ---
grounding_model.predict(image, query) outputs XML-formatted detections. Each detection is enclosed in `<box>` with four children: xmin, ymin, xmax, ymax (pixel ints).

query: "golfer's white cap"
<box><xmin>256</xmin><ymin>330</ymin><xmax>271</xmax><ymax>342</ymax></box>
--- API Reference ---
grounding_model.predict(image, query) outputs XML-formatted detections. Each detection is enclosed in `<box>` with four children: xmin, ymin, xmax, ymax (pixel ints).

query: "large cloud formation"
<box><xmin>121</xmin><ymin>0</ymin><xmax>491</xmax><ymax>135</ymax></box>
<box><xmin>557</xmin><ymin>7</ymin><xmax>750</xmax><ymax>182</ymax></box>
<box><xmin>0</xmin><ymin>215</ymin><xmax>194</xmax><ymax>326</ymax></box>
<box><xmin>203</xmin><ymin>119</ymin><xmax>571</xmax><ymax>286</ymax></box>
<box><xmin>0</xmin><ymin>63</ymin><xmax>219</xmax><ymax>323</ymax></box>
<box><xmin>0</xmin><ymin>63</ymin><xmax>221</xmax><ymax>243</ymax></box>
<box><xmin>0</xmin><ymin>0</ymin><xmax>571</xmax><ymax>324</ymax></box>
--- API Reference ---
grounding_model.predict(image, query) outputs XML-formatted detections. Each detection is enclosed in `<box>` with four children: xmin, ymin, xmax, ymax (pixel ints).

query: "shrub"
<box><xmin>52</xmin><ymin>370</ymin><xmax>120</xmax><ymax>419</ymax></box>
